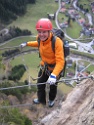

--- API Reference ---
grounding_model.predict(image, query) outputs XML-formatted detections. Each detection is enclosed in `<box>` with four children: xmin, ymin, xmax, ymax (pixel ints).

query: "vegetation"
<box><xmin>8</xmin><ymin>64</ymin><xmax>26</xmax><ymax>81</ymax></box>
<box><xmin>71</xmin><ymin>49</ymin><xmax>94</xmax><ymax>59</ymax></box>
<box><xmin>0</xmin><ymin>0</ymin><xmax>36</xmax><ymax>23</ymax></box>
<box><xmin>66</xmin><ymin>21</ymin><xmax>82</xmax><ymax>38</ymax></box>
<box><xmin>2</xmin><ymin>48</ymin><xmax>20</xmax><ymax>57</ymax></box>
<box><xmin>78</xmin><ymin>0</ymin><xmax>92</xmax><ymax>12</ymax></box>
<box><xmin>8</xmin><ymin>0</ymin><xmax>58</xmax><ymax>34</ymax></box>
<box><xmin>0</xmin><ymin>103</ymin><xmax>32</xmax><ymax>125</ymax></box>
<box><xmin>0</xmin><ymin>26</ymin><xmax>31</xmax><ymax>44</ymax></box>
<box><xmin>0</xmin><ymin>81</ymin><xmax>36</xmax><ymax>100</ymax></box>
<box><xmin>0</xmin><ymin>55</ymin><xmax>2</xmax><ymax>68</ymax></box>
<box><xmin>10</xmin><ymin>52</ymin><xmax>40</xmax><ymax>80</ymax></box>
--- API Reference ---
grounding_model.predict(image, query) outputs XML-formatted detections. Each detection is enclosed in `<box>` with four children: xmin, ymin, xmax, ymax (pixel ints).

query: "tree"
<box><xmin>0</xmin><ymin>0</ymin><xmax>30</xmax><ymax>23</ymax></box>
<box><xmin>67</xmin><ymin>17</ymin><xmax>70</xmax><ymax>24</ymax></box>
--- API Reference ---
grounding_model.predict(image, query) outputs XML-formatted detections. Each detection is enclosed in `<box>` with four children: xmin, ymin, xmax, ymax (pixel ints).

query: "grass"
<box><xmin>58</xmin><ymin>83</ymin><xmax>73</xmax><ymax>94</ymax></box>
<box><xmin>78</xmin><ymin>0</ymin><xmax>91</xmax><ymax>10</ymax></box>
<box><xmin>8</xmin><ymin>0</ymin><xmax>58</xmax><ymax>34</ymax></box>
<box><xmin>71</xmin><ymin>50</ymin><xmax>94</xmax><ymax>59</ymax></box>
<box><xmin>1</xmin><ymin>37</ymin><xmax>35</xmax><ymax>47</ymax></box>
<box><xmin>86</xmin><ymin>64</ymin><xmax>94</xmax><ymax>72</ymax></box>
<box><xmin>77</xmin><ymin>60</ymin><xmax>94</xmax><ymax>72</ymax></box>
<box><xmin>10</xmin><ymin>52</ymin><xmax>40</xmax><ymax>82</ymax></box>
<box><xmin>11</xmin><ymin>52</ymin><xmax>40</xmax><ymax>68</ymax></box>
<box><xmin>57</xmin><ymin>7</ymin><xmax>82</xmax><ymax>38</ymax></box>
<box><xmin>66</xmin><ymin>21</ymin><xmax>82</xmax><ymax>38</ymax></box>
<box><xmin>0</xmin><ymin>36</ymin><xmax>36</xmax><ymax>54</ymax></box>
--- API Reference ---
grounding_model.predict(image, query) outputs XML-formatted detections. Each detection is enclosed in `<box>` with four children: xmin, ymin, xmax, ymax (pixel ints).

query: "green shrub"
<box><xmin>0</xmin><ymin>103</ymin><xmax>32</xmax><ymax>125</ymax></box>
<box><xmin>8</xmin><ymin>64</ymin><xmax>26</xmax><ymax>81</ymax></box>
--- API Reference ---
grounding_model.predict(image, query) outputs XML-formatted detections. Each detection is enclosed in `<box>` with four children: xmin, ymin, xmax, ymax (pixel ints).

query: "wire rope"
<box><xmin>0</xmin><ymin>103</ymin><xmax>33</xmax><ymax>109</ymax></box>
<box><xmin>0</xmin><ymin>75</ymin><xmax>93</xmax><ymax>91</ymax></box>
<box><xmin>0</xmin><ymin>46</ymin><xmax>20</xmax><ymax>50</ymax></box>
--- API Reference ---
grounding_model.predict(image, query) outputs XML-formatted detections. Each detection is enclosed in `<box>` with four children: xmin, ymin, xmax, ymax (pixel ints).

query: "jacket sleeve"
<box><xmin>52</xmin><ymin>37</ymin><xmax>65</xmax><ymax>77</ymax></box>
<box><xmin>26</xmin><ymin>40</ymin><xmax>38</xmax><ymax>47</ymax></box>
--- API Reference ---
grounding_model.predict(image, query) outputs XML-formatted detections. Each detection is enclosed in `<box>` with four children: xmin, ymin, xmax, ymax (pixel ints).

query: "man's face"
<box><xmin>37</xmin><ymin>30</ymin><xmax>49</xmax><ymax>41</ymax></box>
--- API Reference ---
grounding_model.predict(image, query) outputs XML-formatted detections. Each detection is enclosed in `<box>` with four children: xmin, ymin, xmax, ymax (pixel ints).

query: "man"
<box><xmin>20</xmin><ymin>18</ymin><xmax>65</xmax><ymax>107</ymax></box>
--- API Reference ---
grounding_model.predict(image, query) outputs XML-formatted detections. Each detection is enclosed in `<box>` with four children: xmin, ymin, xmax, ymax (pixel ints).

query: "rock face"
<box><xmin>39</xmin><ymin>74</ymin><xmax>94</xmax><ymax>125</ymax></box>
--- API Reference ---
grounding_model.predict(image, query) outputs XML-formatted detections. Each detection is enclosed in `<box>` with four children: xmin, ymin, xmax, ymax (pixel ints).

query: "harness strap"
<box><xmin>40</xmin><ymin>62</ymin><xmax>56</xmax><ymax>76</ymax></box>
<box><xmin>47</xmin><ymin>63</ymin><xmax>56</xmax><ymax>68</ymax></box>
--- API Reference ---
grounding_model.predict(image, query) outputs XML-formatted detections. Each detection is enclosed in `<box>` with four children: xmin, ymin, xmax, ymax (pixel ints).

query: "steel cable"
<box><xmin>0</xmin><ymin>75</ymin><xmax>93</xmax><ymax>91</ymax></box>
<box><xmin>0</xmin><ymin>46</ymin><xmax>20</xmax><ymax>50</ymax></box>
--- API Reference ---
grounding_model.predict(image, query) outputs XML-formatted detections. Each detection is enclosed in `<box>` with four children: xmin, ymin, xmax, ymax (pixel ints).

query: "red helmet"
<box><xmin>36</xmin><ymin>18</ymin><xmax>53</xmax><ymax>31</ymax></box>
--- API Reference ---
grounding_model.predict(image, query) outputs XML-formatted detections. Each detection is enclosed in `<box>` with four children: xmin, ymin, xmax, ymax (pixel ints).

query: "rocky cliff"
<box><xmin>38</xmin><ymin>73</ymin><xmax>94</xmax><ymax>125</ymax></box>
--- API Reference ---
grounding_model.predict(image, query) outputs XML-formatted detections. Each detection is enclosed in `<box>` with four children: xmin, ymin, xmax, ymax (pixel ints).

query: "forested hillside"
<box><xmin>0</xmin><ymin>0</ymin><xmax>36</xmax><ymax>23</ymax></box>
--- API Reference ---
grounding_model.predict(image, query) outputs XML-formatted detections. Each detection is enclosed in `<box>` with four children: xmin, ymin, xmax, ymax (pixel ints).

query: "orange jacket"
<box><xmin>27</xmin><ymin>32</ymin><xmax>65</xmax><ymax>77</ymax></box>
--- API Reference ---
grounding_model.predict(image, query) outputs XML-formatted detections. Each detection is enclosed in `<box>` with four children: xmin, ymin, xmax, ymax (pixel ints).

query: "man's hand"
<box><xmin>20</xmin><ymin>42</ymin><xmax>27</xmax><ymax>48</ymax></box>
<box><xmin>47</xmin><ymin>73</ymin><xmax>56</xmax><ymax>85</ymax></box>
